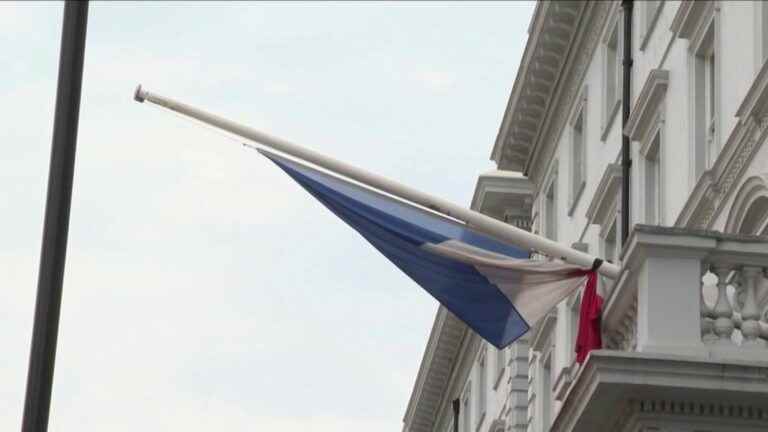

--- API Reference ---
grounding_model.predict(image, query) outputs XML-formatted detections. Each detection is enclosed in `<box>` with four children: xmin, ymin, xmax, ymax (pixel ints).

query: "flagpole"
<box><xmin>133</xmin><ymin>85</ymin><xmax>621</xmax><ymax>280</ymax></box>
<box><xmin>22</xmin><ymin>2</ymin><xmax>88</xmax><ymax>431</ymax></box>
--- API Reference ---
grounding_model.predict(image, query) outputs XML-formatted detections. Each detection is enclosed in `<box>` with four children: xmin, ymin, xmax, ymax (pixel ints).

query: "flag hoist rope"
<box><xmin>133</xmin><ymin>85</ymin><xmax>621</xmax><ymax>280</ymax></box>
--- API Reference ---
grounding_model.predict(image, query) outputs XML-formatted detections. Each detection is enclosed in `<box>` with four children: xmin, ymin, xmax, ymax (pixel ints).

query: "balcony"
<box><xmin>551</xmin><ymin>225</ymin><xmax>768</xmax><ymax>431</ymax></box>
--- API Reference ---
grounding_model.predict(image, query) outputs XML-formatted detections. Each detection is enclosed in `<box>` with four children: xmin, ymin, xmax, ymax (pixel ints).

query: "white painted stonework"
<box><xmin>403</xmin><ymin>2</ymin><xmax>768</xmax><ymax>432</ymax></box>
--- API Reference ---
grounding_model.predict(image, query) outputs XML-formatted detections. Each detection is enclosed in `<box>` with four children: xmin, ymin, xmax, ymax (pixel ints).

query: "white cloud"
<box><xmin>411</xmin><ymin>69</ymin><xmax>457</xmax><ymax>91</ymax></box>
<box><xmin>0</xmin><ymin>2</ymin><xmax>535</xmax><ymax>431</ymax></box>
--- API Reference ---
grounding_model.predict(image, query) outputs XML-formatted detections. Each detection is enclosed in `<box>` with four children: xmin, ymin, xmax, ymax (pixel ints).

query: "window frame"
<box><xmin>475</xmin><ymin>347</ymin><xmax>487</xmax><ymax>430</ymax></box>
<box><xmin>569</xmin><ymin>87</ymin><xmax>588</xmax><ymax>216</ymax></box>
<box><xmin>493</xmin><ymin>345</ymin><xmax>505</xmax><ymax>391</ymax></box>
<box><xmin>688</xmin><ymin>6</ymin><xmax>719</xmax><ymax>185</ymax></box>
<box><xmin>462</xmin><ymin>383</ymin><xmax>471</xmax><ymax>432</ymax></box>
<box><xmin>640</xmin><ymin>120</ymin><xmax>664</xmax><ymax>226</ymax></box>
<box><xmin>542</xmin><ymin>166</ymin><xmax>559</xmax><ymax>242</ymax></box>
<box><xmin>601</xmin><ymin>9</ymin><xmax>622</xmax><ymax>140</ymax></box>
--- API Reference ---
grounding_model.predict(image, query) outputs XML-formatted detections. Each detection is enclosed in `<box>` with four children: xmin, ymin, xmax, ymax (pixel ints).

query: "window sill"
<box><xmin>493</xmin><ymin>367</ymin><xmax>506</xmax><ymax>390</ymax></box>
<box><xmin>568</xmin><ymin>181</ymin><xmax>586</xmax><ymax>217</ymax></box>
<box><xmin>601</xmin><ymin>99</ymin><xmax>621</xmax><ymax>142</ymax></box>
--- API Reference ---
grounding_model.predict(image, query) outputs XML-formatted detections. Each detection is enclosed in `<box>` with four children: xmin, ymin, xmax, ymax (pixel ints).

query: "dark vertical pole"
<box><xmin>22</xmin><ymin>2</ymin><xmax>88</xmax><ymax>431</ymax></box>
<box><xmin>621</xmin><ymin>0</ymin><xmax>633</xmax><ymax>244</ymax></box>
<box><xmin>452</xmin><ymin>398</ymin><xmax>460</xmax><ymax>432</ymax></box>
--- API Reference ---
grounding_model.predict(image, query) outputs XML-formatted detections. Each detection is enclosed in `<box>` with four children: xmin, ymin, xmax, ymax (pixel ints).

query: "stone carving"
<box><xmin>530</xmin><ymin>2</ymin><xmax>612</xmax><ymax>185</ymax></box>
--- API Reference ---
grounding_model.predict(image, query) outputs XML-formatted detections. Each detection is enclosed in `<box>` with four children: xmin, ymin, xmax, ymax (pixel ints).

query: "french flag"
<box><xmin>263</xmin><ymin>150</ymin><xmax>602</xmax><ymax>356</ymax></box>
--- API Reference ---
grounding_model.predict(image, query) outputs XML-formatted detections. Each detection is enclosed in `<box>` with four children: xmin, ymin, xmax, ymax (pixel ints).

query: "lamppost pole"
<box><xmin>22</xmin><ymin>2</ymin><xmax>89</xmax><ymax>431</ymax></box>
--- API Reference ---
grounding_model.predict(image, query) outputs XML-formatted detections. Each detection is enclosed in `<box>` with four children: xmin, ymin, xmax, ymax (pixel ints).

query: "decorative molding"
<box><xmin>402</xmin><ymin>307</ymin><xmax>467</xmax><ymax>432</ymax></box>
<box><xmin>550</xmin><ymin>350</ymin><xmax>768</xmax><ymax>432</ymax></box>
<box><xmin>670</xmin><ymin>0</ymin><xmax>715</xmax><ymax>40</ymax></box>
<box><xmin>471</xmin><ymin>170</ymin><xmax>533</xmax><ymax>224</ymax></box>
<box><xmin>724</xmin><ymin>174</ymin><xmax>768</xmax><ymax>234</ymax></box>
<box><xmin>526</xmin><ymin>1</ymin><xmax>614</xmax><ymax>186</ymax></box>
<box><xmin>585</xmin><ymin>163</ymin><xmax>622</xmax><ymax>225</ymax></box>
<box><xmin>639</xmin><ymin>0</ymin><xmax>665</xmax><ymax>52</ymax></box>
<box><xmin>624</xmin><ymin>69</ymin><xmax>669</xmax><ymax>142</ymax></box>
<box><xmin>492</xmin><ymin>1</ymin><xmax>585</xmax><ymax>172</ymax></box>
<box><xmin>675</xmin><ymin>50</ymin><xmax>768</xmax><ymax>230</ymax></box>
<box><xmin>600</xmin><ymin>99</ymin><xmax>621</xmax><ymax>142</ymax></box>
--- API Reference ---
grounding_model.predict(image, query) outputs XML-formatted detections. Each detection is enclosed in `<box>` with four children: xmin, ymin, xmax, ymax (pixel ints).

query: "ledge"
<box><xmin>471</xmin><ymin>170</ymin><xmax>533</xmax><ymax>222</ymax></box>
<box><xmin>585</xmin><ymin>164</ymin><xmax>622</xmax><ymax>225</ymax></box>
<box><xmin>670</xmin><ymin>0</ymin><xmax>714</xmax><ymax>40</ymax></box>
<box><xmin>624</xmin><ymin>69</ymin><xmax>669</xmax><ymax>142</ymax></box>
<box><xmin>551</xmin><ymin>350</ymin><xmax>768</xmax><ymax>432</ymax></box>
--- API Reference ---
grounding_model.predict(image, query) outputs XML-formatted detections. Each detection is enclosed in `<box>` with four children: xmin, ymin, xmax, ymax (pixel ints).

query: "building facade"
<box><xmin>403</xmin><ymin>1</ymin><xmax>768</xmax><ymax>431</ymax></box>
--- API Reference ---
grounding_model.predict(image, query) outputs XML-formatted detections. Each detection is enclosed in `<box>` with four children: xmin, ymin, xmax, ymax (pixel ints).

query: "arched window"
<box><xmin>725</xmin><ymin>175</ymin><xmax>768</xmax><ymax>235</ymax></box>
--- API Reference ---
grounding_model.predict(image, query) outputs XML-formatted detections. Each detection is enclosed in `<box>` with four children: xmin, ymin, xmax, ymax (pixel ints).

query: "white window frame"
<box><xmin>462</xmin><ymin>384</ymin><xmax>471</xmax><ymax>432</ymax></box>
<box><xmin>569</xmin><ymin>88</ymin><xmax>588</xmax><ymax>215</ymax></box>
<box><xmin>601</xmin><ymin>9</ymin><xmax>622</xmax><ymax>140</ymax></box>
<box><xmin>542</xmin><ymin>167</ymin><xmax>558</xmax><ymax>242</ymax></box>
<box><xmin>475</xmin><ymin>347</ymin><xmax>487</xmax><ymax>430</ymax></box>
<box><xmin>640</xmin><ymin>118</ymin><xmax>664</xmax><ymax>226</ymax></box>
<box><xmin>688</xmin><ymin>5</ymin><xmax>719</xmax><ymax>185</ymax></box>
<box><xmin>540</xmin><ymin>349</ymin><xmax>554</xmax><ymax>430</ymax></box>
<box><xmin>493</xmin><ymin>345</ymin><xmax>505</xmax><ymax>390</ymax></box>
<box><xmin>600</xmin><ymin>216</ymin><xmax>619</xmax><ymax>266</ymax></box>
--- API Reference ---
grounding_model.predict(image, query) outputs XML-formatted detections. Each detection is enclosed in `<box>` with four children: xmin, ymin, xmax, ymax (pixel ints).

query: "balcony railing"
<box><xmin>602</xmin><ymin>225</ymin><xmax>767</xmax><ymax>361</ymax></box>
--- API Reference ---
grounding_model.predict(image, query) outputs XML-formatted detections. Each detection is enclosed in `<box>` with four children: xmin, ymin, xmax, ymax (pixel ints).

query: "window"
<box><xmin>602</xmin><ymin>220</ymin><xmax>617</xmax><ymax>265</ymax></box>
<box><xmin>462</xmin><ymin>386</ymin><xmax>471</xmax><ymax>432</ymax></box>
<box><xmin>544</xmin><ymin>174</ymin><xmax>558</xmax><ymax>241</ymax></box>
<box><xmin>570</xmin><ymin>100</ymin><xmax>586</xmax><ymax>212</ymax></box>
<box><xmin>494</xmin><ymin>346</ymin><xmax>505</xmax><ymax>389</ymax></box>
<box><xmin>475</xmin><ymin>348</ymin><xmax>487</xmax><ymax>428</ymax></box>
<box><xmin>567</xmin><ymin>293</ymin><xmax>581</xmax><ymax>366</ymax></box>
<box><xmin>643</xmin><ymin>131</ymin><xmax>662</xmax><ymax>225</ymax></box>
<box><xmin>541</xmin><ymin>353</ymin><xmax>553</xmax><ymax>429</ymax></box>
<box><xmin>603</xmin><ymin>15</ymin><xmax>621</xmax><ymax>133</ymax></box>
<box><xmin>692</xmin><ymin>18</ymin><xmax>717</xmax><ymax>179</ymax></box>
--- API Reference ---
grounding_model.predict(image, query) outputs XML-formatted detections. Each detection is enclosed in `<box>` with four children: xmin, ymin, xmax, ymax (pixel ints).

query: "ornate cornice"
<box><xmin>550</xmin><ymin>350</ymin><xmax>768</xmax><ymax>432</ymax></box>
<box><xmin>403</xmin><ymin>307</ymin><xmax>467</xmax><ymax>432</ymax></box>
<box><xmin>670</xmin><ymin>0</ymin><xmax>715</xmax><ymax>40</ymax></box>
<box><xmin>492</xmin><ymin>1</ymin><xmax>585</xmax><ymax>173</ymax></box>
<box><xmin>526</xmin><ymin>1</ymin><xmax>614</xmax><ymax>186</ymax></box>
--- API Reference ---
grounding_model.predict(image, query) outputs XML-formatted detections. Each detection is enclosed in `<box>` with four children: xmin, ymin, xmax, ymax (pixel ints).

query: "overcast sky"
<box><xmin>0</xmin><ymin>2</ymin><xmax>533</xmax><ymax>430</ymax></box>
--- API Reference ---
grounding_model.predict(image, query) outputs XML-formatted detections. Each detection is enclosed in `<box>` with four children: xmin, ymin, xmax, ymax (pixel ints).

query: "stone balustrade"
<box><xmin>700</xmin><ymin>265</ymin><xmax>768</xmax><ymax>347</ymax></box>
<box><xmin>602</xmin><ymin>225</ymin><xmax>767</xmax><ymax>361</ymax></box>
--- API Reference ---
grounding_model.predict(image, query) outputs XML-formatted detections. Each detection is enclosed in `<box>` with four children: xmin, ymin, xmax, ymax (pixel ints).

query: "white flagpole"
<box><xmin>133</xmin><ymin>85</ymin><xmax>621</xmax><ymax>279</ymax></box>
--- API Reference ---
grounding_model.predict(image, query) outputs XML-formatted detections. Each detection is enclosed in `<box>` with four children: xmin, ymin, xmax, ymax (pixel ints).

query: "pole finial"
<box><xmin>133</xmin><ymin>84</ymin><xmax>146</xmax><ymax>103</ymax></box>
